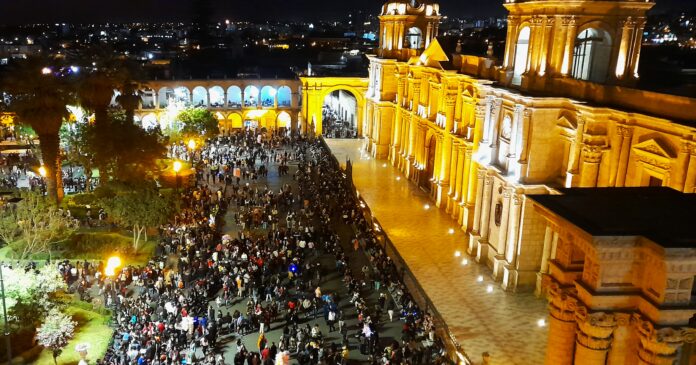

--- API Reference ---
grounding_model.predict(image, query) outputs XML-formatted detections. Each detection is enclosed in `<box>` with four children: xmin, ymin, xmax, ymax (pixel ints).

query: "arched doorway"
<box><xmin>158</xmin><ymin>87</ymin><xmax>174</xmax><ymax>108</ymax></box>
<box><xmin>322</xmin><ymin>90</ymin><xmax>358</xmax><ymax>138</ymax></box>
<box><xmin>141</xmin><ymin>89</ymin><xmax>156</xmax><ymax>109</ymax></box>
<box><xmin>512</xmin><ymin>26</ymin><xmax>531</xmax><ymax>85</ymax></box>
<box><xmin>572</xmin><ymin>28</ymin><xmax>612</xmax><ymax>83</ymax></box>
<box><xmin>228</xmin><ymin>113</ymin><xmax>243</xmax><ymax>131</ymax></box>
<box><xmin>276</xmin><ymin>111</ymin><xmax>291</xmax><ymax>135</ymax></box>
<box><xmin>420</xmin><ymin>136</ymin><xmax>437</xmax><ymax>192</ymax></box>
<box><xmin>141</xmin><ymin>113</ymin><xmax>159</xmax><ymax>130</ymax></box>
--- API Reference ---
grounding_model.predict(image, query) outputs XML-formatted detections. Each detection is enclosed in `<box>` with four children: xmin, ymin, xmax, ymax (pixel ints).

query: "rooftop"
<box><xmin>529</xmin><ymin>188</ymin><xmax>696</xmax><ymax>249</ymax></box>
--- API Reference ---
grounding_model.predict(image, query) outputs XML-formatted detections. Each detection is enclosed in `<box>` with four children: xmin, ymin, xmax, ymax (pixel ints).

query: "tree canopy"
<box><xmin>176</xmin><ymin>107</ymin><xmax>219</xmax><ymax>140</ymax></box>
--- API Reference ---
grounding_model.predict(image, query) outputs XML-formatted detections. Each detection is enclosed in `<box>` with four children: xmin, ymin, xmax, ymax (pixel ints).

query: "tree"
<box><xmin>0</xmin><ymin>57</ymin><xmax>75</xmax><ymax>203</ymax></box>
<box><xmin>60</xmin><ymin>122</ymin><xmax>96</xmax><ymax>191</ymax></box>
<box><xmin>177</xmin><ymin>107</ymin><xmax>219</xmax><ymax>139</ymax></box>
<box><xmin>1</xmin><ymin>264</ymin><xmax>67</xmax><ymax>330</ymax></box>
<box><xmin>97</xmin><ymin>183</ymin><xmax>175</xmax><ymax>250</ymax></box>
<box><xmin>36</xmin><ymin>308</ymin><xmax>76</xmax><ymax>365</ymax></box>
<box><xmin>1</xmin><ymin>191</ymin><xmax>78</xmax><ymax>260</ymax></box>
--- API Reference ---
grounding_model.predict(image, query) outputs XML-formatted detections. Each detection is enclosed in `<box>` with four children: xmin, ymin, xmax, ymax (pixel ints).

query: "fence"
<box><xmin>317</xmin><ymin>137</ymin><xmax>472</xmax><ymax>365</ymax></box>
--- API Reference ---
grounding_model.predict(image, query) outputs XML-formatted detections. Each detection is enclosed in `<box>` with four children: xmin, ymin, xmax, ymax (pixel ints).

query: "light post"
<box><xmin>187</xmin><ymin>139</ymin><xmax>196</xmax><ymax>164</ymax></box>
<box><xmin>0</xmin><ymin>265</ymin><xmax>11</xmax><ymax>365</ymax></box>
<box><xmin>173</xmin><ymin>160</ymin><xmax>182</xmax><ymax>193</ymax></box>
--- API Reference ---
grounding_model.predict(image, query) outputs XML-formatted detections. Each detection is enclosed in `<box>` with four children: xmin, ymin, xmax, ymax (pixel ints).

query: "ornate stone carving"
<box><xmin>561</xmin><ymin>16</ymin><xmax>577</xmax><ymax>27</ymax></box>
<box><xmin>546</xmin><ymin>281</ymin><xmax>581</xmax><ymax>322</ymax></box>
<box><xmin>575</xmin><ymin>311</ymin><xmax>617</xmax><ymax>351</ymax></box>
<box><xmin>616</xmin><ymin>124</ymin><xmax>634</xmax><ymax>138</ymax></box>
<box><xmin>582</xmin><ymin>145</ymin><xmax>603</xmax><ymax>164</ymax></box>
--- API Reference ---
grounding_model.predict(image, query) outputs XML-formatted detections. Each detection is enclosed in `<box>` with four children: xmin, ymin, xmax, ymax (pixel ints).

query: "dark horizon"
<box><xmin>0</xmin><ymin>0</ymin><xmax>693</xmax><ymax>26</ymax></box>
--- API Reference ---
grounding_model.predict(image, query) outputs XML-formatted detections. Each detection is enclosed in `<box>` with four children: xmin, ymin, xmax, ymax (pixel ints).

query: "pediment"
<box><xmin>557</xmin><ymin>115</ymin><xmax>577</xmax><ymax>130</ymax></box>
<box><xmin>632</xmin><ymin>138</ymin><xmax>675</xmax><ymax>159</ymax></box>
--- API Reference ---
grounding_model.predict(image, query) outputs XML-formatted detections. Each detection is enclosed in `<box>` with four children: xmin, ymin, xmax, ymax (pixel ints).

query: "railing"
<box><xmin>317</xmin><ymin>136</ymin><xmax>472</xmax><ymax>365</ymax></box>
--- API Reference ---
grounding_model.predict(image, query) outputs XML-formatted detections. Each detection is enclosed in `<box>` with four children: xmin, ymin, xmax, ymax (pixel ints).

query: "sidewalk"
<box><xmin>326</xmin><ymin>139</ymin><xmax>548</xmax><ymax>365</ymax></box>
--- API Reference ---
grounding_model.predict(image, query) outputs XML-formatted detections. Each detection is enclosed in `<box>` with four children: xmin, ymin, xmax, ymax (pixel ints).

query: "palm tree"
<box><xmin>114</xmin><ymin>60</ymin><xmax>145</xmax><ymax>124</ymax></box>
<box><xmin>0</xmin><ymin>57</ymin><xmax>74</xmax><ymax>203</ymax></box>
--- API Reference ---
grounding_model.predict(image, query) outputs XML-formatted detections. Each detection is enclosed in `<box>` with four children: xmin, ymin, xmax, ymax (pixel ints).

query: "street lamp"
<box><xmin>173</xmin><ymin>160</ymin><xmax>182</xmax><ymax>193</ymax></box>
<box><xmin>38</xmin><ymin>165</ymin><xmax>47</xmax><ymax>178</ymax></box>
<box><xmin>187</xmin><ymin>139</ymin><xmax>196</xmax><ymax>163</ymax></box>
<box><xmin>104</xmin><ymin>256</ymin><xmax>122</xmax><ymax>277</ymax></box>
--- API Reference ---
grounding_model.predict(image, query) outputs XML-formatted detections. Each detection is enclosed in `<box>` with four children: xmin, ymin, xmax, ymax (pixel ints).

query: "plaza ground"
<box><xmin>326</xmin><ymin>138</ymin><xmax>548</xmax><ymax>365</ymax></box>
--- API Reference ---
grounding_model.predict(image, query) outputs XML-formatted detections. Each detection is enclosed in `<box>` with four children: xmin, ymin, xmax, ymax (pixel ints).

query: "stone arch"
<box><xmin>571</xmin><ymin>25</ymin><xmax>613</xmax><ymax>84</ymax></box>
<box><xmin>406</xmin><ymin>26</ymin><xmax>424</xmax><ymax>49</ymax></box>
<box><xmin>260</xmin><ymin>86</ymin><xmax>276</xmax><ymax>108</ymax></box>
<box><xmin>243</xmin><ymin>85</ymin><xmax>259</xmax><ymax>107</ymax></box>
<box><xmin>141</xmin><ymin>113</ymin><xmax>159</xmax><ymax>130</ymax></box>
<box><xmin>316</xmin><ymin>84</ymin><xmax>366</xmax><ymax>136</ymax></box>
<box><xmin>277</xmin><ymin>86</ymin><xmax>292</xmax><ymax>108</ymax></box>
<box><xmin>227</xmin><ymin>86</ymin><xmax>242</xmax><ymax>108</ymax></box>
<box><xmin>140</xmin><ymin>88</ymin><xmax>156</xmax><ymax>109</ymax></box>
<box><xmin>512</xmin><ymin>26</ymin><xmax>531</xmax><ymax>85</ymax></box>
<box><xmin>276</xmin><ymin>111</ymin><xmax>292</xmax><ymax>129</ymax></box>
<box><xmin>173</xmin><ymin>86</ymin><xmax>191</xmax><ymax>107</ymax></box>
<box><xmin>209</xmin><ymin>86</ymin><xmax>225</xmax><ymax>107</ymax></box>
<box><xmin>192</xmin><ymin>86</ymin><xmax>208</xmax><ymax>107</ymax></box>
<box><xmin>158</xmin><ymin>87</ymin><xmax>174</xmax><ymax>108</ymax></box>
<box><xmin>228</xmin><ymin>112</ymin><xmax>243</xmax><ymax>129</ymax></box>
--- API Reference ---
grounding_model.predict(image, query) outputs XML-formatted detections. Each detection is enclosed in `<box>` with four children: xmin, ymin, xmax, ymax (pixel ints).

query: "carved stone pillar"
<box><xmin>475</xmin><ymin>173</ymin><xmax>494</xmax><ymax>261</ymax></box>
<box><xmin>497</xmin><ymin>189</ymin><xmax>512</xmax><ymax>256</ymax></box>
<box><xmin>635</xmin><ymin>315</ymin><xmax>696</xmax><ymax>365</ymax></box>
<box><xmin>503</xmin><ymin>16</ymin><xmax>519</xmax><ymax>69</ymax></box>
<box><xmin>560</xmin><ymin>16</ymin><xmax>577</xmax><ymax>76</ymax></box>
<box><xmin>580</xmin><ymin>145</ymin><xmax>603</xmax><ymax>187</ymax></box>
<box><xmin>574</xmin><ymin>310</ymin><xmax>617</xmax><ymax>365</ymax></box>
<box><xmin>504</xmin><ymin>193</ymin><xmax>522</xmax><ymax>264</ymax></box>
<box><xmin>607</xmin><ymin>313</ymin><xmax>637</xmax><ymax>365</ymax></box>
<box><xmin>545</xmin><ymin>284</ymin><xmax>580</xmax><ymax>365</ymax></box>
<box><xmin>468</xmin><ymin>167</ymin><xmax>487</xmax><ymax>255</ymax></box>
<box><xmin>672</xmin><ymin>140</ymin><xmax>692</xmax><ymax>191</ymax></box>
<box><xmin>615</xmin><ymin>125</ymin><xmax>633</xmax><ymax>187</ymax></box>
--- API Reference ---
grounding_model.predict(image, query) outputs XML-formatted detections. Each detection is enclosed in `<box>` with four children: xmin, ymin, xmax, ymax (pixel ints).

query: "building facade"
<box><xmin>530</xmin><ymin>189</ymin><xmax>696</xmax><ymax>365</ymax></box>
<box><xmin>363</xmin><ymin>0</ymin><xmax>696</xmax><ymax>293</ymax></box>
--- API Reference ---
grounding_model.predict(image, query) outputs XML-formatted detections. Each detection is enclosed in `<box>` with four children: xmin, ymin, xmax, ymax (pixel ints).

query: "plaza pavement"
<box><xmin>326</xmin><ymin>139</ymin><xmax>549</xmax><ymax>365</ymax></box>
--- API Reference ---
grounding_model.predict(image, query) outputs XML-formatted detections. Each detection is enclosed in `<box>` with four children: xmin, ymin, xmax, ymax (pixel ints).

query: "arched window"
<box><xmin>158</xmin><ymin>87</ymin><xmax>174</xmax><ymax>108</ymax></box>
<box><xmin>406</xmin><ymin>27</ymin><xmax>423</xmax><ymax>49</ymax></box>
<box><xmin>572</xmin><ymin>28</ymin><xmax>612</xmax><ymax>83</ymax></box>
<box><xmin>140</xmin><ymin>89</ymin><xmax>156</xmax><ymax>109</ymax></box>
<box><xmin>173</xmin><ymin>87</ymin><xmax>191</xmax><ymax>107</ymax></box>
<box><xmin>243</xmin><ymin>86</ymin><xmax>259</xmax><ymax>107</ymax></box>
<box><xmin>209</xmin><ymin>86</ymin><xmax>225</xmax><ymax>107</ymax></box>
<box><xmin>260</xmin><ymin>86</ymin><xmax>276</xmax><ymax>107</ymax></box>
<box><xmin>192</xmin><ymin>86</ymin><xmax>208</xmax><ymax>107</ymax></box>
<box><xmin>512</xmin><ymin>27</ymin><xmax>531</xmax><ymax>85</ymax></box>
<box><xmin>227</xmin><ymin>86</ymin><xmax>242</xmax><ymax>108</ymax></box>
<box><xmin>277</xmin><ymin>86</ymin><xmax>292</xmax><ymax>107</ymax></box>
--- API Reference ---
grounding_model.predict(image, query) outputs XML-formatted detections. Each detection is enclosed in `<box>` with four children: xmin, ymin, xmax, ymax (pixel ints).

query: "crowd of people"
<box><xmin>46</xmin><ymin>129</ymin><xmax>451</xmax><ymax>365</ymax></box>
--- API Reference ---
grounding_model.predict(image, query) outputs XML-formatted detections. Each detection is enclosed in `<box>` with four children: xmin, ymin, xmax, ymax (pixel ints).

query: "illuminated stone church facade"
<box><xmin>352</xmin><ymin>0</ymin><xmax>696</xmax><ymax>363</ymax></box>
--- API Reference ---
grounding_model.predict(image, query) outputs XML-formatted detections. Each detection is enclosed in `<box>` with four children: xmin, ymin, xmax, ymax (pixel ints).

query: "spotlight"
<box><xmin>461</xmin><ymin>259</ymin><xmax>468</xmax><ymax>266</ymax></box>
<box><xmin>454</xmin><ymin>251</ymin><xmax>461</xmax><ymax>257</ymax></box>
<box><xmin>477</xmin><ymin>275</ymin><xmax>483</xmax><ymax>282</ymax></box>
<box><xmin>537</xmin><ymin>319</ymin><xmax>546</xmax><ymax>327</ymax></box>
<box><xmin>448</xmin><ymin>228</ymin><xmax>455</xmax><ymax>234</ymax></box>
<box><xmin>396</xmin><ymin>176</ymin><xmax>401</xmax><ymax>181</ymax></box>
<box><xmin>424</xmin><ymin>204</ymin><xmax>430</xmax><ymax>210</ymax></box>
<box><xmin>486</xmin><ymin>285</ymin><xmax>493</xmax><ymax>293</ymax></box>
<box><xmin>382</xmin><ymin>163</ymin><xmax>387</xmax><ymax>167</ymax></box>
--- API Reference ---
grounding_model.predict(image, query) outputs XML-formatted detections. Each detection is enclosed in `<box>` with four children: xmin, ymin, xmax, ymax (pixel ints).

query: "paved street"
<box><xmin>209</xmin><ymin>150</ymin><xmax>405</xmax><ymax>364</ymax></box>
<box><xmin>327</xmin><ymin>139</ymin><xmax>548</xmax><ymax>365</ymax></box>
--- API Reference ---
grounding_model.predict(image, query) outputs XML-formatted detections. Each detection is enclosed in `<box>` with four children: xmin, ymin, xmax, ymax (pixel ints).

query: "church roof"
<box><xmin>529</xmin><ymin>188</ymin><xmax>696</xmax><ymax>249</ymax></box>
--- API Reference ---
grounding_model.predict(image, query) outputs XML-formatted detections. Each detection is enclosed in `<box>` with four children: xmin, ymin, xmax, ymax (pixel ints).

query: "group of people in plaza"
<box><xmin>17</xmin><ymin>128</ymin><xmax>450</xmax><ymax>364</ymax></box>
<box><xmin>321</xmin><ymin>107</ymin><xmax>357</xmax><ymax>139</ymax></box>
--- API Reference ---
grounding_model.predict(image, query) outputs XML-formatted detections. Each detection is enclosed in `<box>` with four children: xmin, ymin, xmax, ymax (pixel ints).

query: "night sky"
<box><xmin>0</xmin><ymin>0</ymin><xmax>693</xmax><ymax>25</ymax></box>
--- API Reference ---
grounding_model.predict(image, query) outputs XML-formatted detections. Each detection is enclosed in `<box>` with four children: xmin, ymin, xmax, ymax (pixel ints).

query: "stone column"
<box><xmin>671</xmin><ymin>140</ymin><xmax>691</xmax><ymax>191</ymax></box>
<box><xmin>616</xmin><ymin>17</ymin><xmax>637</xmax><ymax>81</ymax></box>
<box><xmin>503</xmin><ymin>16</ymin><xmax>519</xmax><ymax>69</ymax></box>
<box><xmin>497</xmin><ymin>189</ymin><xmax>512</xmax><ymax>256</ymax></box>
<box><xmin>580</xmin><ymin>145</ymin><xmax>603</xmax><ymax>187</ymax></box>
<box><xmin>615</xmin><ymin>125</ymin><xmax>633</xmax><ymax>187</ymax></box>
<box><xmin>684</xmin><ymin>148</ymin><xmax>696</xmax><ymax>193</ymax></box>
<box><xmin>446</xmin><ymin>141</ymin><xmax>460</xmax><ymax>213</ymax></box>
<box><xmin>535</xmin><ymin>224</ymin><xmax>554</xmax><ymax>297</ymax></box>
<box><xmin>451</xmin><ymin>145</ymin><xmax>465</xmax><ymax>216</ymax></box>
<box><xmin>575</xmin><ymin>311</ymin><xmax>617</xmax><ymax>365</ymax></box>
<box><xmin>504</xmin><ymin>193</ymin><xmax>522</xmax><ymax>264</ymax></box>
<box><xmin>517</xmin><ymin>108</ymin><xmax>532</xmax><ymax>180</ymax></box>
<box><xmin>560</xmin><ymin>16</ymin><xmax>577</xmax><ymax>76</ymax></box>
<box><xmin>566</xmin><ymin>117</ymin><xmax>585</xmax><ymax>186</ymax></box>
<box><xmin>607</xmin><ymin>313</ymin><xmax>636</xmax><ymax>365</ymax></box>
<box><xmin>476</xmin><ymin>173</ymin><xmax>494</xmax><ymax>262</ymax></box>
<box><xmin>462</xmin><ymin>147</ymin><xmax>476</xmax><ymax>230</ymax></box>
<box><xmin>545</xmin><ymin>285</ymin><xmax>579</xmax><ymax>365</ymax></box>
<box><xmin>630</xmin><ymin>18</ymin><xmax>647</xmax><ymax>79</ymax></box>
<box><xmin>538</xmin><ymin>17</ymin><xmax>555</xmax><ymax>77</ymax></box>
<box><xmin>635</xmin><ymin>318</ymin><xmax>695</xmax><ymax>365</ymax></box>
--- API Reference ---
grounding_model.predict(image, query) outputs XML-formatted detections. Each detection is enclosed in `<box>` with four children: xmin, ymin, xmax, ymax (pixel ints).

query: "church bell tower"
<box><xmin>501</xmin><ymin>0</ymin><xmax>655</xmax><ymax>89</ymax></box>
<box><xmin>378</xmin><ymin>0</ymin><xmax>442</xmax><ymax>61</ymax></box>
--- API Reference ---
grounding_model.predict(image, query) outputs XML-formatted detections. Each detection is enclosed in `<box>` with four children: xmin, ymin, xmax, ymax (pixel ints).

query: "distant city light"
<box><xmin>41</xmin><ymin>67</ymin><xmax>51</xmax><ymax>75</ymax></box>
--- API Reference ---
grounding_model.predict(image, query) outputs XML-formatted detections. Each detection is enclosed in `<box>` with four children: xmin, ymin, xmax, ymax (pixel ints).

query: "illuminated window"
<box><xmin>572</xmin><ymin>28</ymin><xmax>612</xmax><ymax>83</ymax></box>
<box><xmin>512</xmin><ymin>27</ymin><xmax>530</xmax><ymax>85</ymax></box>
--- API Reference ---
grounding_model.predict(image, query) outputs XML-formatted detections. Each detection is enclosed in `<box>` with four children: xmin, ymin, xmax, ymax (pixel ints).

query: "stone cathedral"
<box><xmin>335</xmin><ymin>0</ymin><xmax>696</xmax><ymax>364</ymax></box>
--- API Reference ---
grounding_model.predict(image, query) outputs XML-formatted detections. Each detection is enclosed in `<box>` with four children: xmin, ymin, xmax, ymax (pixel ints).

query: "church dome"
<box><xmin>380</xmin><ymin>0</ymin><xmax>440</xmax><ymax>16</ymax></box>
